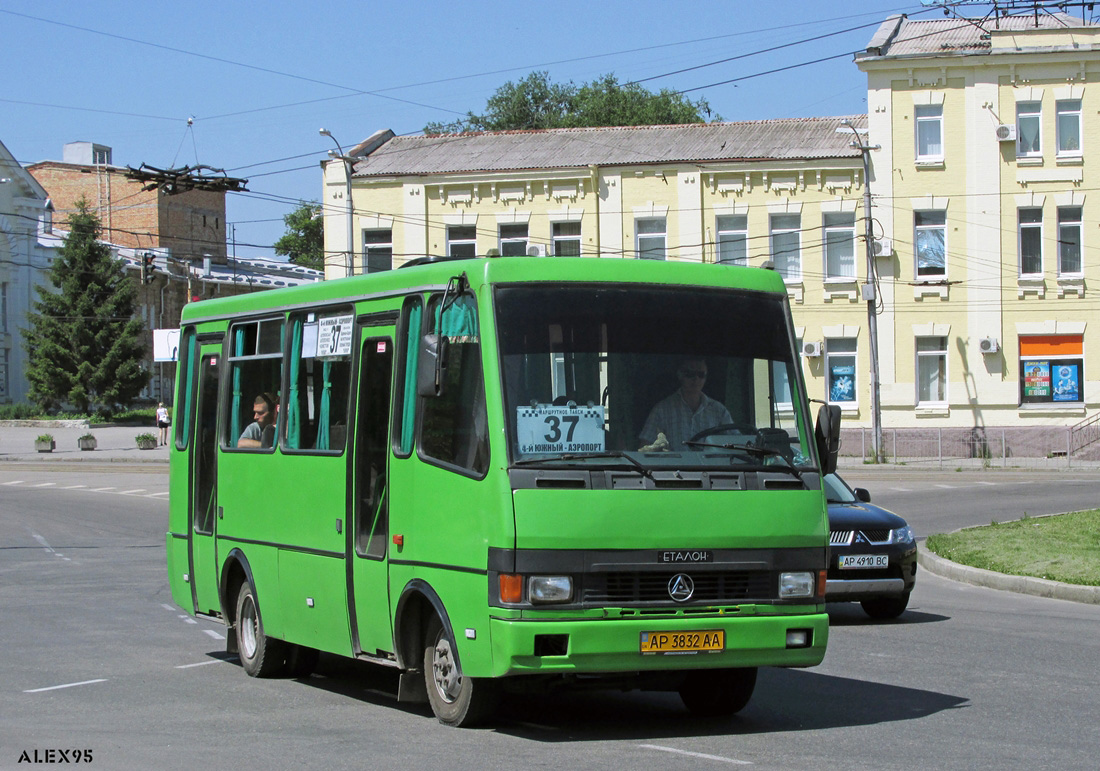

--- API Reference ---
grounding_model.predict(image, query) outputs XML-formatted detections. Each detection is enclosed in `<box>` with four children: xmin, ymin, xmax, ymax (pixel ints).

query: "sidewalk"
<box><xmin>0</xmin><ymin>423</ymin><xmax>169</xmax><ymax>464</ymax></box>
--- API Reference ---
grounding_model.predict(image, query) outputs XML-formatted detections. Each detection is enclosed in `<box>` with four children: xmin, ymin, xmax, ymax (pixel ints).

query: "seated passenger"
<box><xmin>238</xmin><ymin>392</ymin><xmax>278</xmax><ymax>449</ymax></box>
<box><xmin>639</xmin><ymin>358</ymin><xmax>732</xmax><ymax>451</ymax></box>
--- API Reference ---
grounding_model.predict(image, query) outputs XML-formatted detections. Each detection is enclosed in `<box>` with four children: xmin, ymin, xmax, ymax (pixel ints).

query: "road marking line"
<box><xmin>146</xmin><ymin>492</ymin><xmax>170</xmax><ymax>498</ymax></box>
<box><xmin>31</xmin><ymin>533</ymin><xmax>54</xmax><ymax>553</ymax></box>
<box><xmin>33</xmin><ymin>482</ymin><xmax>56</xmax><ymax>487</ymax></box>
<box><xmin>90</xmin><ymin>487</ymin><xmax>116</xmax><ymax>492</ymax></box>
<box><xmin>640</xmin><ymin>745</ymin><xmax>752</xmax><ymax>765</ymax></box>
<box><xmin>3</xmin><ymin>480</ymin><xmax>25</xmax><ymax>485</ymax></box>
<box><xmin>119</xmin><ymin>489</ymin><xmax>146</xmax><ymax>495</ymax></box>
<box><xmin>62</xmin><ymin>484</ymin><xmax>88</xmax><ymax>489</ymax></box>
<box><xmin>203</xmin><ymin>629</ymin><xmax>225</xmax><ymax>640</ymax></box>
<box><xmin>889</xmin><ymin>487</ymin><xmax>912</xmax><ymax>492</ymax></box>
<box><xmin>24</xmin><ymin>679</ymin><xmax>108</xmax><ymax>693</ymax></box>
<box><xmin>934</xmin><ymin>484</ymin><xmax>956</xmax><ymax>489</ymax></box>
<box><xmin>176</xmin><ymin>660</ymin><xmax>227</xmax><ymax>669</ymax></box>
<box><xmin>161</xmin><ymin>604</ymin><xmax>176</xmax><ymax>611</ymax></box>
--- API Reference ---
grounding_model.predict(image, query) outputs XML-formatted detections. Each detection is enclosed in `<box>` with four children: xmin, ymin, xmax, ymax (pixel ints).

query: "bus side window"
<box><xmin>175</xmin><ymin>328</ymin><xmax>197</xmax><ymax>450</ymax></box>
<box><xmin>225</xmin><ymin>317</ymin><xmax>284</xmax><ymax>451</ymax></box>
<box><xmin>285</xmin><ymin>310</ymin><xmax>353</xmax><ymax>453</ymax></box>
<box><xmin>419</xmin><ymin>292</ymin><xmax>489</xmax><ymax>475</ymax></box>
<box><xmin>393</xmin><ymin>296</ymin><xmax>423</xmax><ymax>458</ymax></box>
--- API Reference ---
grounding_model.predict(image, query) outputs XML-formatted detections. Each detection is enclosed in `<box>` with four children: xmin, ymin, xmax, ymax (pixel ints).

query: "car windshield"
<box><xmin>823</xmin><ymin>473</ymin><xmax>857</xmax><ymax>504</ymax></box>
<box><xmin>495</xmin><ymin>284</ymin><xmax>814</xmax><ymax>472</ymax></box>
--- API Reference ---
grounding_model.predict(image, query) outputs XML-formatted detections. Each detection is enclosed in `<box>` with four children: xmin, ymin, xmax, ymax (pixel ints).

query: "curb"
<box><xmin>917</xmin><ymin>543</ymin><xmax>1100</xmax><ymax>605</ymax></box>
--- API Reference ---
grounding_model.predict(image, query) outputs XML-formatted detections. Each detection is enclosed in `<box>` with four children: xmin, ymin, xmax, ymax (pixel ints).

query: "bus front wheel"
<box><xmin>235</xmin><ymin>582</ymin><xmax>286</xmax><ymax>678</ymax></box>
<box><xmin>678</xmin><ymin>667</ymin><xmax>757</xmax><ymax>716</ymax></box>
<box><xmin>422</xmin><ymin>615</ymin><xmax>497</xmax><ymax>727</ymax></box>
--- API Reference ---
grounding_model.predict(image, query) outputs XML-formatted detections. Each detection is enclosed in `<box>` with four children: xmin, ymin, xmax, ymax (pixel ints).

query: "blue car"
<box><xmin>824</xmin><ymin>473</ymin><xmax>917</xmax><ymax>619</ymax></box>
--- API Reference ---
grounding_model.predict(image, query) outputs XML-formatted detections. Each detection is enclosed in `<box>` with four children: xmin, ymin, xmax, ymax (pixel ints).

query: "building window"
<box><xmin>499</xmin><ymin>223</ymin><xmax>528</xmax><ymax>257</ymax></box>
<box><xmin>914</xmin><ymin>210</ymin><xmax>946</xmax><ymax>278</ymax></box>
<box><xmin>823</xmin><ymin>213</ymin><xmax>856</xmax><ymax>280</ymax></box>
<box><xmin>1018</xmin><ymin>208</ymin><xmax>1043</xmax><ymax>277</ymax></box>
<box><xmin>552</xmin><ymin>221</ymin><xmax>581</xmax><ymax>256</ymax></box>
<box><xmin>1020</xmin><ymin>334</ymin><xmax>1083</xmax><ymax>405</ymax></box>
<box><xmin>636</xmin><ymin>218</ymin><xmax>666</xmax><ymax>260</ymax></box>
<box><xmin>0</xmin><ymin>348</ymin><xmax>8</xmax><ymax>401</ymax></box>
<box><xmin>915</xmin><ymin>104</ymin><xmax>943</xmax><ymax>161</ymax></box>
<box><xmin>447</xmin><ymin>225</ymin><xmax>477</xmax><ymax>258</ymax></box>
<box><xmin>716</xmin><ymin>214</ymin><xmax>748</xmax><ymax>265</ymax></box>
<box><xmin>826</xmin><ymin>338</ymin><xmax>857</xmax><ymax>404</ymax></box>
<box><xmin>362</xmin><ymin>229</ymin><xmax>392</xmax><ymax>273</ymax></box>
<box><xmin>1058</xmin><ymin>207</ymin><xmax>1083</xmax><ymax>276</ymax></box>
<box><xmin>1056</xmin><ymin>100</ymin><xmax>1082</xmax><ymax>156</ymax></box>
<box><xmin>1017</xmin><ymin>101</ymin><xmax>1042</xmax><ymax>157</ymax></box>
<box><xmin>916</xmin><ymin>336</ymin><xmax>948</xmax><ymax>405</ymax></box>
<box><xmin>770</xmin><ymin>214</ymin><xmax>801</xmax><ymax>281</ymax></box>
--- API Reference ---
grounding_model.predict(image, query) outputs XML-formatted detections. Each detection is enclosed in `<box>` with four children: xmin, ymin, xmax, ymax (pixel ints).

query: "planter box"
<box><xmin>78</xmin><ymin>437</ymin><xmax>97</xmax><ymax>451</ymax></box>
<box><xmin>35</xmin><ymin>440</ymin><xmax>56</xmax><ymax>453</ymax></box>
<box><xmin>136</xmin><ymin>439</ymin><xmax>157</xmax><ymax>450</ymax></box>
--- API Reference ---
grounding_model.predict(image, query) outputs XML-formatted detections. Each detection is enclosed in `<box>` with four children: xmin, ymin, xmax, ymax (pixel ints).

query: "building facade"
<box><xmin>323</xmin><ymin>9</ymin><xmax>1100</xmax><ymax>446</ymax></box>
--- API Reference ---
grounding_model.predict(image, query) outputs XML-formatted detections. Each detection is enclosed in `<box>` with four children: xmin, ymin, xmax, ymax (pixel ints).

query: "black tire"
<box><xmin>860</xmin><ymin>593</ymin><xmax>910</xmax><ymax>620</ymax></box>
<box><xmin>679</xmin><ymin>667</ymin><xmax>757</xmax><ymax>716</ymax></box>
<box><xmin>235</xmin><ymin>582</ymin><xmax>286</xmax><ymax>677</ymax></box>
<box><xmin>284</xmin><ymin>644</ymin><xmax>320</xmax><ymax>679</ymax></box>
<box><xmin>422</xmin><ymin>615</ymin><xmax>497</xmax><ymax>727</ymax></box>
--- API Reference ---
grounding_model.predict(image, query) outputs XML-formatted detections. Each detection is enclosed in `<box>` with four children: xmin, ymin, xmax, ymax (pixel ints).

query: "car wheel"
<box><xmin>860</xmin><ymin>592</ymin><xmax>910</xmax><ymax>620</ymax></box>
<box><xmin>422</xmin><ymin>615</ymin><xmax>497</xmax><ymax>727</ymax></box>
<box><xmin>678</xmin><ymin>667</ymin><xmax>757</xmax><ymax>716</ymax></box>
<box><xmin>235</xmin><ymin>582</ymin><xmax>286</xmax><ymax>677</ymax></box>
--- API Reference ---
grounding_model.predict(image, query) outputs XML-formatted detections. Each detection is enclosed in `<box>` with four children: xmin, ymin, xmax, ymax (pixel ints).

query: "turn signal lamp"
<box><xmin>499</xmin><ymin>573</ymin><xmax>523</xmax><ymax>603</ymax></box>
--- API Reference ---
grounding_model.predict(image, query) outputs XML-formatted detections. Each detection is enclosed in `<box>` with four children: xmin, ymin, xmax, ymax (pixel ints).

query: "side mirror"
<box><xmin>814</xmin><ymin>403</ymin><xmax>841</xmax><ymax>476</ymax></box>
<box><xmin>417</xmin><ymin>333</ymin><xmax>448</xmax><ymax>397</ymax></box>
<box><xmin>854</xmin><ymin>487</ymin><xmax>871</xmax><ymax>503</ymax></box>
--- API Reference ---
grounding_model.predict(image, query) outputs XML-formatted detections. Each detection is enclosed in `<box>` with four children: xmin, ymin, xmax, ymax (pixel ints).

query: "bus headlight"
<box><xmin>528</xmin><ymin>576</ymin><xmax>573</xmax><ymax>604</ymax></box>
<box><xmin>779</xmin><ymin>572</ymin><xmax>815</xmax><ymax>599</ymax></box>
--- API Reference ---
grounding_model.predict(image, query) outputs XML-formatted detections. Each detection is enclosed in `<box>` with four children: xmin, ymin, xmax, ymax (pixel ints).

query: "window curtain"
<box><xmin>400</xmin><ymin>303</ymin><xmax>422</xmax><ymax>454</ymax></box>
<box><xmin>285</xmin><ymin>318</ymin><xmax>303</xmax><ymax>449</ymax></box>
<box><xmin>231</xmin><ymin>327</ymin><xmax>245</xmax><ymax>441</ymax></box>
<box><xmin>439</xmin><ymin>294</ymin><xmax>479</xmax><ymax>342</ymax></box>
<box><xmin>316</xmin><ymin>361</ymin><xmax>332</xmax><ymax>450</ymax></box>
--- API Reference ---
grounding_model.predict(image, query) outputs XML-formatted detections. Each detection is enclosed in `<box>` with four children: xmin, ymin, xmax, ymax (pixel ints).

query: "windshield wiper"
<box><xmin>682</xmin><ymin>441</ymin><xmax>804</xmax><ymax>483</ymax></box>
<box><xmin>512</xmin><ymin>451</ymin><xmax>655</xmax><ymax>481</ymax></box>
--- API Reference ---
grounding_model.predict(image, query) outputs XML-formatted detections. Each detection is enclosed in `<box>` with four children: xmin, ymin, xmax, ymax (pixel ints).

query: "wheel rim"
<box><xmin>431</xmin><ymin>631</ymin><xmax>462</xmax><ymax>703</ymax></box>
<box><xmin>239</xmin><ymin>596</ymin><xmax>258</xmax><ymax>659</ymax></box>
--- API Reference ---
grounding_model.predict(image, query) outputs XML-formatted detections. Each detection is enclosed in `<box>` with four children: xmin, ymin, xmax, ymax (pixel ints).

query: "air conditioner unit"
<box><xmin>526</xmin><ymin>244</ymin><xmax>547</xmax><ymax>257</ymax></box>
<box><xmin>872</xmin><ymin>238</ymin><xmax>893</xmax><ymax>256</ymax></box>
<box><xmin>979</xmin><ymin>337</ymin><xmax>1000</xmax><ymax>354</ymax></box>
<box><xmin>802</xmin><ymin>341</ymin><xmax>824</xmax><ymax>358</ymax></box>
<box><xmin>995</xmin><ymin>124</ymin><xmax>1016</xmax><ymax>142</ymax></box>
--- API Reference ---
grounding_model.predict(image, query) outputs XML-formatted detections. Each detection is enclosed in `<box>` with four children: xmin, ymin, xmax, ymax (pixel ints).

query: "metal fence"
<box><xmin>840</xmin><ymin>426</ymin><xmax>1100</xmax><ymax>468</ymax></box>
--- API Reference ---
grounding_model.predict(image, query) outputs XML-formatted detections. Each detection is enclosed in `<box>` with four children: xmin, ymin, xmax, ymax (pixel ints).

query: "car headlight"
<box><xmin>778</xmin><ymin>571</ymin><xmax>815</xmax><ymax>599</ymax></box>
<box><xmin>891</xmin><ymin>525</ymin><xmax>914</xmax><ymax>544</ymax></box>
<box><xmin>528</xmin><ymin>576</ymin><xmax>573</xmax><ymax>604</ymax></box>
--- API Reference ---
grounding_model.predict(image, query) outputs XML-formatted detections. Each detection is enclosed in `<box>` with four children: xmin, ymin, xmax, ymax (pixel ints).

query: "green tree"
<box><xmin>424</xmin><ymin>71</ymin><xmax>716</xmax><ymax>134</ymax></box>
<box><xmin>23</xmin><ymin>199</ymin><xmax>148</xmax><ymax>415</ymax></box>
<box><xmin>273</xmin><ymin>201</ymin><xmax>324</xmax><ymax>271</ymax></box>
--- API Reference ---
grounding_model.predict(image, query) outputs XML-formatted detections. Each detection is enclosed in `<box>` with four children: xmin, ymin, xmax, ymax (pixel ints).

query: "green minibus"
<box><xmin>166</xmin><ymin>256</ymin><xmax>840</xmax><ymax>726</ymax></box>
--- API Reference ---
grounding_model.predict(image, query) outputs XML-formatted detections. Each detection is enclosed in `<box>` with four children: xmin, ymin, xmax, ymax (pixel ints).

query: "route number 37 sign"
<box><xmin>516</xmin><ymin>405</ymin><xmax>605</xmax><ymax>454</ymax></box>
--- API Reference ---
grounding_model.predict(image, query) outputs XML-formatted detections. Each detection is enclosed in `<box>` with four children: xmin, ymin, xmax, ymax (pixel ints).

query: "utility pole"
<box><xmin>843</xmin><ymin>120</ymin><xmax>884</xmax><ymax>464</ymax></box>
<box><xmin>320</xmin><ymin>128</ymin><xmax>355</xmax><ymax>277</ymax></box>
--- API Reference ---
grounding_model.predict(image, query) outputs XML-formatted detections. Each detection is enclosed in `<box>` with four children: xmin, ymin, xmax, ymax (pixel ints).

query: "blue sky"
<box><xmin>0</xmin><ymin>1</ymin><xmax>1012</xmax><ymax>259</ymax></box>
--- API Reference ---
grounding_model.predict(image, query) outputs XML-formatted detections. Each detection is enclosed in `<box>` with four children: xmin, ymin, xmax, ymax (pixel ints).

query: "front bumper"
<box><xmin>487</xmin><ymin>608</ymin><xmax>828</xmax><ymax>677</ymax></box>
<box><xmin>825</xmin><ymin>545</ymin><xmax>917</xmax><ymax>602</ymax></box>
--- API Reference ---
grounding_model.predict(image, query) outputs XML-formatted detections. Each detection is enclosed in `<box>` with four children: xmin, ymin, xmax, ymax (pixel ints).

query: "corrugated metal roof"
<box><xmin>864</xmin><ymin>12</ymin><xmax>1090</xmax><ymax>58</ymax></box>
<box><xmin>351</xmin><ymin>116</ymin><xmax>867</xmax><ymax>177</ymax></box>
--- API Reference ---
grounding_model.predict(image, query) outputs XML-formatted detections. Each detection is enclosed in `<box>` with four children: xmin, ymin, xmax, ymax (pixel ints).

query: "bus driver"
<box><xmin>238</xmin><ymin>392</ymin><xmax>278</xmax><ymax>449</ymax></box>
<box><xmin>639</xmin><ymin>358</ymin><xmax>732</xmax><ymax>451</ymax></box>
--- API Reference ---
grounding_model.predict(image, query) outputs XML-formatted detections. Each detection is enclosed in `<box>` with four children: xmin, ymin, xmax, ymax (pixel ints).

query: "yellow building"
<box><xmin>323</xmin><ymin>10</ymin><xmax>1099</xmax><ymax>453</ymax></box>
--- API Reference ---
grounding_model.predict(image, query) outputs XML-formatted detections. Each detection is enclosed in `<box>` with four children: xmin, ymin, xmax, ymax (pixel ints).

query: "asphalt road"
<box><xmin>2</xmin><ymin>466</ymin><xmax>1099</xmax><ymax>770</ymax></box>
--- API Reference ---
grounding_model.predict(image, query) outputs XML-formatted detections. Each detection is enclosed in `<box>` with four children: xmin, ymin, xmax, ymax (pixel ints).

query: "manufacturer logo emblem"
<box><xmin>668</xmin><ymin>573</ymin><xmax>695</xmax><ymax>602</ymax></box>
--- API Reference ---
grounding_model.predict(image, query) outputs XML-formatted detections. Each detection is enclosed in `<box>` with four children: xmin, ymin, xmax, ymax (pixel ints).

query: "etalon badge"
<box><xmin>668</xmin><ymin>573</ymin><xmax>695</xmax><ymax>602</ymax></box>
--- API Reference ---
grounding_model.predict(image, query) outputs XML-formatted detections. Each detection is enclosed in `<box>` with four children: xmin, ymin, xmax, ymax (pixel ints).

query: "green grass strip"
<box><xmin>926</xmin><ymin>510</ymin><xmax>1100</xmax><ymax>587</ymax></box>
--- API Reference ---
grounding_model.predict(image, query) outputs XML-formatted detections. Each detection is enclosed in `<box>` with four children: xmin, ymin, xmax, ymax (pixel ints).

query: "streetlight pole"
<box><xmin>842</xmin><ymin>120</ymin><xmax>884</xmax><ymax>464</ymax></box>
<box><xmin>319</xmin><ymin>128</ymin><xmax>355</xmax><ymax>277</ymax></box>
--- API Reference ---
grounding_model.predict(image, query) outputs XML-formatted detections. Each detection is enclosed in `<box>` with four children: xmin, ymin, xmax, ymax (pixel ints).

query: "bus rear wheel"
<box><xmin>678</xmin><ymin>667</ymin><xmax>757</xmax><ymax>716</ymax></box>
<box><xmin>235</xmin><ymin>582</ymin><xmax>286</xmax><ymax>678</ymax></box>
<box><xmin>422</xmin><ymin>615</ymin><xmax>497</xmax><ymax>727</ymax></box>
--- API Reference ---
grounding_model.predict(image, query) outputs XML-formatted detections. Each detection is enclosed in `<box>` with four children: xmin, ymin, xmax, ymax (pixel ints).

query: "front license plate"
<box><xmin>839</xmin><ymin>554</ymin><xmax>889</xmax><ymax>569</ymax></box>
<box><xmin>640</xmin><ymin>630</ymin><xmax>725</xmax><ymax>654</ymax></box>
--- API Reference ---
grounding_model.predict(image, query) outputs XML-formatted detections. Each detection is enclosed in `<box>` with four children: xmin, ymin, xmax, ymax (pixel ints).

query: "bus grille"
<box><xmin>582</xmin><ymin>570</ymin><xmax>774</xmax><ymax>604</ymax></box>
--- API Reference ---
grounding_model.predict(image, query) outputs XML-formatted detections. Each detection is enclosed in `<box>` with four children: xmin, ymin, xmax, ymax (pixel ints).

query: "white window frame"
<box><xmin>914</xmin><ymin>210</ymin><xmax>947</xmax><ymax>279</ymax></box>
<box><xmin>499</xmin><ymin>223</ymin><xmax>529</xmax><ymax>257</ymax></box>
<box><xmin>823</xmin><ymin>212</ymin><xmax>857</xmax><ymax>281</ymax></box>
<box><xmin>770</xmin><ymin>214</ymin><xmax>802</xmax><ymax>281</ymax></box>
<box><xmin>361</xmin><ymin>229</ymin><xmax>392</xmax><ymax>274</ymax></box>
<box><xmin>916</xmin><ymin>336</ymin><xmax>948</xmax><ymax>406</ymax></box>
<box><xmin>635</xmin><ymin>217</ymin><xmax>667</xmax><ymax>260</ymax></box>
<box><xmin>1017</xmin><ymin>101</ymin><xmax>1042</xmax><ymax>158</ymax></box>
<box><xmin>1018</xmin><ymin>208</ymin><xmax>1044</xmax><ymax>278</ymax></box>
<box><xmin>825</xmin><ymin>337</ymin><xmax>858</xmax><ymax>406</ymax></box>
<box><xmin>1057</xmin><ymin>206</ymin><xmax>1083</xmax><ymax>277</ymax></box>
<box><xmin>914</xmin><ymin>104</ymin><xmax>944</xmax><ymax>162</ymax></box>
<box><xmin>551</xmin><ymin>221</ymin><xmax>581</xmax><ymax>257</ymax></box>
<box><xmin>1056</xmin><ymin>99</ymin><xmax>1082</xmax><ymax>158</ymax></box>
<box><xmin>447</xmin><ymin>225</ymin><xmax>477</xmax><ymax>258</ymax></box>
<box><xmin>716</xmin><ymin>214</ymin><xmax>748</xmax><ymax>266</ymax></box>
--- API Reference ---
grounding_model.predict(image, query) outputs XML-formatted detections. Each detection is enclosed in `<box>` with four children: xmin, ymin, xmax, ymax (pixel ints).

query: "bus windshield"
<box><xmin>495</xmin><ymin>284</ymin><xmax>813</xmax><ymax>472</ymax></box>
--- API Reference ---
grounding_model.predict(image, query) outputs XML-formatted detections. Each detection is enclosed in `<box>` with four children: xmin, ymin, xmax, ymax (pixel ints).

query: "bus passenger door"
<box><xmin>189</xmin><ymin>344</ymin><xmax>223</xmax><ymax>616</ymax></box>
<box><xmin>349</xmin><ymin>332</ymin><xmax>395</xmax><ymax>657</ymax></box>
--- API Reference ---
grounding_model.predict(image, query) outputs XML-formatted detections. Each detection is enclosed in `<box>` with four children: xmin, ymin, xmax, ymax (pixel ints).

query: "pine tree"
<box><xmin>23</xmin><ymin>199</ymin><xmax>149</xmax><ymax>414</ymax></box>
